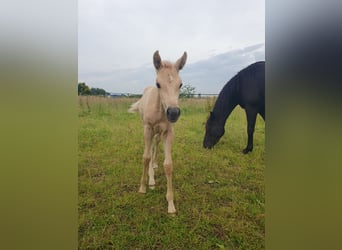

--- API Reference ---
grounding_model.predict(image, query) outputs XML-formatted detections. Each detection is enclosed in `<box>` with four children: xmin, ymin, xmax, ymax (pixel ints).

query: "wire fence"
<box><xmin>107</xmin><ymin>93</ymin><xmax>218</xmax><ymax>98</ymax></box>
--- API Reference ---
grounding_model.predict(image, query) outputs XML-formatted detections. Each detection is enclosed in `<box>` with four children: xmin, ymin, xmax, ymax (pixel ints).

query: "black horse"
<box><xmin>203</xmin><ymin>61</ymin><xmax>265</xmax><ymax>154</ymax></box>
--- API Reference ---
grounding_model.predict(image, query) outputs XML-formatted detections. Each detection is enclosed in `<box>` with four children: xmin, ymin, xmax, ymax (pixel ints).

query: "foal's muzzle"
<box><xmin>166</xmin><ymin>107</ymin><xmax>181</xmax><ymax>123</ymax></box>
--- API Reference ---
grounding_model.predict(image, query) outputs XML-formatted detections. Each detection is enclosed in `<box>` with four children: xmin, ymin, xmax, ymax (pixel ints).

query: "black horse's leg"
<box><xmin>243</xmin><ymin>108</ymin><xmax>257</xmax><ymax>154</ymax></box>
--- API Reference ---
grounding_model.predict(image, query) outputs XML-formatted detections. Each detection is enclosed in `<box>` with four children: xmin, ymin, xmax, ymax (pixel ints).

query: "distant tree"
<box><xmin>90</xmin><ymin>88</ymin><xmax>107</xmax><ymax>96</ymax></box>
<box><xmin>78</xmin><ymin>83</ymin><xmax>109</xmax><ymax>96</ymax></box>
<box><xmin>78</xmin><ymin>82</ymin><xmax>91</xmax><ymax>96</ymax></box>
<box><xmin>180</xmin><ymin>83</ymin><xmax>196</xmax><ymax>98</ymax></box>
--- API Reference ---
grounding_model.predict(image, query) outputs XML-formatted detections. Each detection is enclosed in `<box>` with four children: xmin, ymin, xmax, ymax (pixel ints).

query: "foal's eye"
<box><xmin>156</xmin><ymin>83</ymin><xmax>161</xmax><ymax>88</ymax></box>
<box><xmin>179</xmin><ymin>83</ymin><xmax>183</xmax><ymax>88</ymax></box>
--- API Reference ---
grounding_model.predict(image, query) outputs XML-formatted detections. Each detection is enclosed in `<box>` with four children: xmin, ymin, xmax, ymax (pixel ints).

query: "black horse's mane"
<box><xmin>212</xmin><ymin>61</ymin><xmax>265</xmax><ymax>124</ymax></box>
<box><xmin>212</xmin><ymin>74</ymin><xmax>238</xmax><ymax>117</ymax></box>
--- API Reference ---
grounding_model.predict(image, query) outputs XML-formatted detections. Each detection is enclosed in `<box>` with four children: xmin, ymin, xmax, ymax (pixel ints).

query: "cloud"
<box><xmin>79</xmin><ymin>0</ymin><xmax>265</xmax><ymax>72</ymax></box>
<box><xmin>78</xmin><ymin>43</ymin><xmax>265</xmax><ymax>94</ymax></box>
<box><xmin>78</xmin><ymin>0</ymin><xmax>265</xmax><ymax>93</ymax></box>
<box><xmin>182</xmin><ymin>43</ymin><xmax>265</xmax><ymax>93</ymax></box>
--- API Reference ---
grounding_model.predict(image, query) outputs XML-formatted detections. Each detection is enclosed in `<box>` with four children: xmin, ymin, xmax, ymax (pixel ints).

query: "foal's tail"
<box><xmin>128</xmin><ymin>101</ymin><xmax>140</xmax><ymax>113</ymax></box>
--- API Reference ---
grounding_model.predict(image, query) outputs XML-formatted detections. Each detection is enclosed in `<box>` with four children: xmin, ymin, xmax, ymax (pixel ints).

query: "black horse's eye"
<box><xmin>180</xmin><ymin>83</ymin><xmax>183</xmax><ymax>88</ymax></box>
<box><xmin>156</xmin><ymin>83</ymin><xmax>161</xmax><ymax>88</ymax></box>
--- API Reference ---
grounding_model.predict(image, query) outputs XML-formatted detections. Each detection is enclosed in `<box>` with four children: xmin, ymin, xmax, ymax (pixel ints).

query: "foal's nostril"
<box><xmin>166</xmin><ymin>107</ymin><xmax>181</xmax><ymax>122</ymax></box>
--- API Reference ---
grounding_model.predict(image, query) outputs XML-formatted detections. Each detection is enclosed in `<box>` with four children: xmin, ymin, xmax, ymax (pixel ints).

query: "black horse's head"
<box><xmin>203</xmin><ymin>112</ymin><xmax>225</xmax><ymax>149</ymax></box>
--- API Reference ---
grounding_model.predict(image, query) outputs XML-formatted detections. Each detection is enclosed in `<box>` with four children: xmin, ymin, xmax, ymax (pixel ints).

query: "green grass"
<box><xmin>79</xmin><ymin>96</ymin><xmax>265</xmax><ymax>249</ymax></box>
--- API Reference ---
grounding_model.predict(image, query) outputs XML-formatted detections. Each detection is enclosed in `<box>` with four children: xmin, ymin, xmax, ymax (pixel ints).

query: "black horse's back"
<box><xmin>203</xmin><ymin>61</ymin><xmax>265</xmax><ymax>152</ymax></box>
<box><xmin>237</xmin><ymin>61</ymin><xmax>265</xmax><ymax>114</ymax></box>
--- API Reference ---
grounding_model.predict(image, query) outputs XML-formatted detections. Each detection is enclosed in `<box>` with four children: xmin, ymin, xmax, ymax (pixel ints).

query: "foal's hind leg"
<box><xmin>152</xmin><ymin>133</ymin><xmax>160</xmax><ymax>169</ymax></box>
<box><xmin>243</xmin><ymin>108</ymin><xmax>257</xmax><ymax>154</ymax></box>
<box><xmin>139</xmin><ymin>125</ymin><xmax>153</xmax><ymax>193</ymax></box>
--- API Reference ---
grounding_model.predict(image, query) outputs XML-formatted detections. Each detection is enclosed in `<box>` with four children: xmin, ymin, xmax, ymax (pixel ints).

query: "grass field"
<box><xmin>78</xmin><ymin>96</ymin><xmax>265</xmax><ymax>249</ymax></box>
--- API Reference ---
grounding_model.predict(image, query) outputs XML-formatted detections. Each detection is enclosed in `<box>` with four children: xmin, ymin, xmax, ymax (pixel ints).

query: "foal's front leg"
<box><xmin>163</xmin><ymin>127</ymin><xmax>176</xmax><ymax>214</ymax></box>
<box><xmin>139</xmin><ymin>125</ymin><xmax>153</xmax><ymax>193</ymax></box>
<box><xmin>148</xmin><ymin>134</ymin><xmax>160</xmax><ymax>189</ymax></box>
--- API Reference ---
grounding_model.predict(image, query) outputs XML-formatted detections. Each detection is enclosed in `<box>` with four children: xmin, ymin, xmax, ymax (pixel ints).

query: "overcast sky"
<box><xmin>78</xmin><ymin>0</ymin><xmax>265</xmax><ymax>94</ymax></box>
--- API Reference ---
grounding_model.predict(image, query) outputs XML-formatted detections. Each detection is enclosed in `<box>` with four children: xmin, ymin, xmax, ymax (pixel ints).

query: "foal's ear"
<box><xmin>175</xmin><ymin>51</ymin><xmax>187</xmax><ymax>71</ymax></box>
<box><xmin>153</xmin><ymin>50</ymin><xmax>162</xmax><ymax>70</ymax></box>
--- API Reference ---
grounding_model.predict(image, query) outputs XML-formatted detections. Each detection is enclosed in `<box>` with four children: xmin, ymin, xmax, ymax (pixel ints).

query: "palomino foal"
<box><xmin>129</xmin><ymin>50</ymin><xmax>187</xmax><ymax>213</ymax></box>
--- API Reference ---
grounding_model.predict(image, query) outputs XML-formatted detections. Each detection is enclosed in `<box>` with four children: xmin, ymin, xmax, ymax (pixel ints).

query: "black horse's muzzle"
<box><xmin>203</xmin><ymin>140</ymin><xmax>214</xmax><ymax>149</ymax></box>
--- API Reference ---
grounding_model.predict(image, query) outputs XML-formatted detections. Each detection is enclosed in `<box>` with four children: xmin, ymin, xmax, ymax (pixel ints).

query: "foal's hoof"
<box><xmin>168</xmin><ymin>202</ymin><xmax>176</xmax><ymax>214</ymax></box>
<box><xmin>138</xmin><ymin>186</ymin><xmax>146</xmax><ymax>193</ymax></box>
<box><xmin>168</xmin><ymin>212</ymin><xmax>176</xmax><ymax>217</ymax></box>
<box><xmin>168</xmin><ymin>208</ymin><xmax>176</xmax><ymax>214</ymax></box>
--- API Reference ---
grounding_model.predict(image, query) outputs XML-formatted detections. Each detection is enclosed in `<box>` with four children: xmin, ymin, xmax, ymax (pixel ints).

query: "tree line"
<box><xmin>78</xmin><ymin>82</ymin><xmax>109</xmax><ymax>96</ymax></box>
<box><xmin>78</xmin><ymin>82</ymin><xmax>197</xmax><ymax>97</ymax></box>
